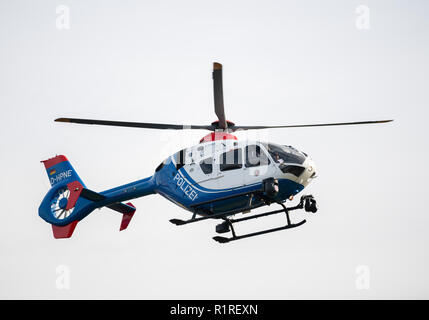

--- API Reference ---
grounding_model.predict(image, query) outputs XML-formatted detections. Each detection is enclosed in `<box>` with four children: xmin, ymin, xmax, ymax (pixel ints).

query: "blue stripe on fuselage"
<box><xmin>154</xmin><ymin>156</ymin><xmax>305</xmax><ymax>213</ymax></box>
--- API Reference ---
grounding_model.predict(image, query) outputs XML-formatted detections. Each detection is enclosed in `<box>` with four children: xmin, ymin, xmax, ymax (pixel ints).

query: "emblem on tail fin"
<box><xmin>41</xmin><ymin>155</ymin><xmax>85</xmax><ymax>187</ymax></box>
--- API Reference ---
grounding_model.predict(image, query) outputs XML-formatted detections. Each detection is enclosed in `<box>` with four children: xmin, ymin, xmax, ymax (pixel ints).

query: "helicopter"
<box><xmin>39</xmin><ymin>62</ymin><xmax>392</xmax><ymax>243</ymax></box>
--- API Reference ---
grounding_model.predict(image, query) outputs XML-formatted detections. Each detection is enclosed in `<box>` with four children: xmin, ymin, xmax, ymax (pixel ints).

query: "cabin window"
<box><xmin>199</xmin><ymin>157</ymin><xmax>213</xmax><ymax>174</ymax></box>
<box><xmin>279</xmin><ymin>164</ymin><xmax>305</xmax><ymax>177</ymax></box>
<box><xmin>219</xmin><ymin>148</ymin><xmax>242</xmax><ymax>171</ymax></box>
<box><xmin>245</xmin><ymin>145</ymin><xmax>270</xmax><ymax>168</ymax></box>
<box><xmin>262</xmin><ymin>143</ymin><xmax>306</xmax><ymax>165</ymax></box>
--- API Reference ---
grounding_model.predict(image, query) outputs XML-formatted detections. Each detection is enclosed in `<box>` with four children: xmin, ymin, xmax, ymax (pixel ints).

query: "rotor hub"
<box><xmin>210</xmin><ymin>120</ymin><xmax>235</xmax><ymax>129</ymax></box>
<box><xmin>58</xmin><ymin>197</ymin><xmax>68</xmax><ymax>209</ymax></box>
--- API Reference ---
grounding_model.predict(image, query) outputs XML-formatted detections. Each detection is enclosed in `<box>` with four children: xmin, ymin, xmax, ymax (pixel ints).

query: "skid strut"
<box><xmin>169</xmin><ymin>195</ymin><xmax>316</xmax><ymax>243</ymax></box>
<box><xmin>212</xmin><ymin>202</ymin><xmax>306</xmax><ymax>243</ymax></box>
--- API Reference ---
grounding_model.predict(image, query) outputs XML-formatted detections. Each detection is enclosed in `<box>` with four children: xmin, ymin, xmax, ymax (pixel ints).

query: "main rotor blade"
<box><xmin>55</xmin><ymin>118</ymin><xmax>213</xmax><ymax>130</ymax></box>
<box><xmin>213</xmin><ymin>62</ymin><xmax>227</xmax><ymax>129</ymax></box>
<box><xmin>230</xmin><ymin>119</ymin><xmax>393</xmax><ymax>131</ymax></box>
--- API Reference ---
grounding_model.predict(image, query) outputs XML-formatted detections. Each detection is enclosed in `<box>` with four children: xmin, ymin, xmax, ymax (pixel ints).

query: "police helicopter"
<box><xmin>39</xmin><ymin>62</ymin><xmax>392</xmax><ymax>243</ymax></box>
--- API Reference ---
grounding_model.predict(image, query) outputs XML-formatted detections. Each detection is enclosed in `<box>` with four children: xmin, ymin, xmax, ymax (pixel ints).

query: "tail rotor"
<box><xmin>50</xmin><ymin>187</ymin><xmax>74</xmax><ymax>220</ymax></box>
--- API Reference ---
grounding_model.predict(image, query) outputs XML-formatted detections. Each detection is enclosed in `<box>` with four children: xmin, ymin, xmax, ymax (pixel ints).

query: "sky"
<box><xmin>0</xmin><ymin>0</ymin><xmax>428</xmax><ymax>299</ymax></box>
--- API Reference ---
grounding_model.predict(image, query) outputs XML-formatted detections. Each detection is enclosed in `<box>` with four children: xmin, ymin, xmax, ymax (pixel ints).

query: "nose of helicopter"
<box><xmin>301</xmin><ymin>158</ymin><xmax>317</xmax><ymax>187</ymax></box>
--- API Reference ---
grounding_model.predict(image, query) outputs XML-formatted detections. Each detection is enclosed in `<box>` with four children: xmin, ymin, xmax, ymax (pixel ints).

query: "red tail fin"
<box><xmin>119</xmin><ymin>203</ymin><xmax>136</xmax><ymax>231</ymax></box>
<box><xmin>52</xmin><ymin>221</ymin><xmax>78</xmax><ymax>239</ymax></box>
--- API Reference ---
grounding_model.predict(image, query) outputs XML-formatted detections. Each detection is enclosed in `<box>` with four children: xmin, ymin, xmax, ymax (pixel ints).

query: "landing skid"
<box><xmin>213</xmin><ymin>219</ymin><xmax>306</xmax><ymax>243</ymax></box>
<box><xmin>212</xmin><ymin>200</ymin><xmax>308</xmax><ymax>243</ymax></box>
<box><xmin>169</xmin><ymin>195</ymin><xmax>317</xmax><ymax>243</ymax></box>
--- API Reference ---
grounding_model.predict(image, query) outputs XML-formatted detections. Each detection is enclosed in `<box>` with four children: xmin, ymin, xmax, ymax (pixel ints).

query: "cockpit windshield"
<box><xmin>261</xmin><ymin>143</ymin><xmax>306</xmax><ymax>165</ymax></box>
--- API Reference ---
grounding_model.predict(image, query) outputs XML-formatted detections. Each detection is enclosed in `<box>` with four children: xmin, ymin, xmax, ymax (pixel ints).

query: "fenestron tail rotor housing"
<box><xmin>50</xmin><ymin>187</ymin><xmax>74</xmax><ymax>220</ymax></box>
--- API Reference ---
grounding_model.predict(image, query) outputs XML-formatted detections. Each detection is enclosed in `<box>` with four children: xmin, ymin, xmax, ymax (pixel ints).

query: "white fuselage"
<box><xmin>178</xmin><ymin>139</ymin><xmax>317</xmax><ymax>191</ymax></box>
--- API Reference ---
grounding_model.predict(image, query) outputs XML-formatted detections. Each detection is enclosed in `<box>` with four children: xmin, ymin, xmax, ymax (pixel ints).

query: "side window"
<box><xmin>219</xmin><ymin>148</ymin><xmax>243</xmax><ymax>171</ymax></box>
<box><xmin>200</xmin><ymin>157</ymin><xmax>213</xmax><ymax>174</ymax></box>
<box><xmin>245</xmin><ymin>145</ymin><xmax>270</xmax><ymax>168</ymax></box>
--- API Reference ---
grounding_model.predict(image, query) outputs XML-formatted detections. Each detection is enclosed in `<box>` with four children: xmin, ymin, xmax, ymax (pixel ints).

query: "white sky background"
<box><xmin>0</xmin><ymin>0</ymin><xmax>428</xmax><ymax>299</ymax></box>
